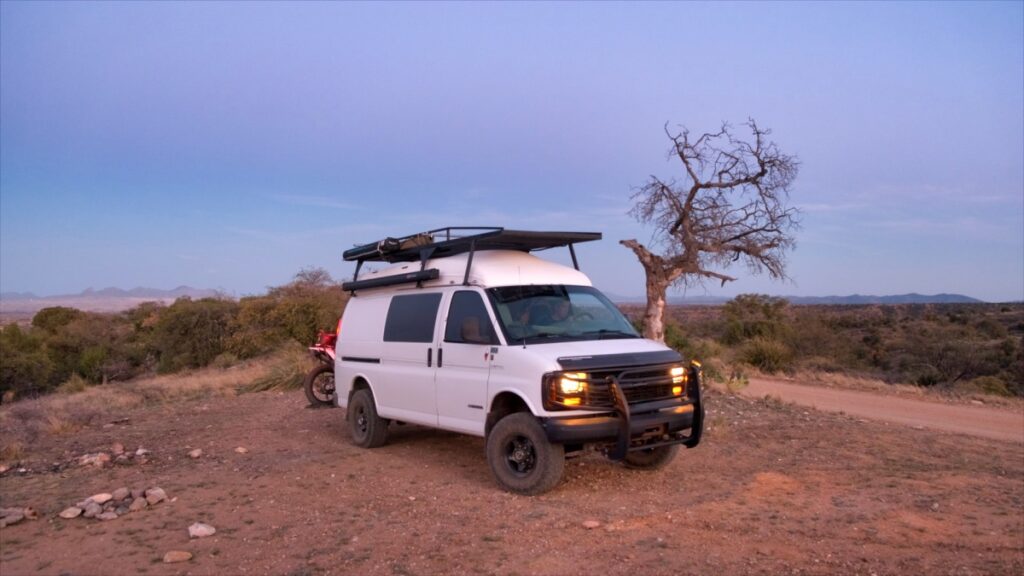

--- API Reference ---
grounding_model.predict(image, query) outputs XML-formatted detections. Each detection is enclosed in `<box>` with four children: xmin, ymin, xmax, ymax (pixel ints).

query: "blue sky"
<box><xmin>1</xmin><ymin>2</ymin><xmax>1021</xmax><ymax>301</ymax></box>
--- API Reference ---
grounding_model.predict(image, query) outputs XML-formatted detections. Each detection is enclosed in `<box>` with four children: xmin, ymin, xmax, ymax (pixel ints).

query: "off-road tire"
<box><xmin>622</xmin><ymin>444</ymin><xmax>679</xmax><ymax>470</ymax></box>
<box><xmin>486</xmin><ymin>413</ymin><xmax>565</xmax><ymax>495</ymax></box>
<box><xmin>347</xmin><ymin>389</ymin><xmax>389</xmax><ymax>448</ymax></box>
<box><xmin>303</xmin><ymin>364</ymin><xmax>335</xmax><ymax>407</ymax></box>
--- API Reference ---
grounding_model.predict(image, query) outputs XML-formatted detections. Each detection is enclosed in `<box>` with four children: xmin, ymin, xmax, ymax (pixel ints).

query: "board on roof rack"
<box><xmin>342</xmin><ymin>227</ymin><xmax>601</xmax><ymax>263</ymax></box>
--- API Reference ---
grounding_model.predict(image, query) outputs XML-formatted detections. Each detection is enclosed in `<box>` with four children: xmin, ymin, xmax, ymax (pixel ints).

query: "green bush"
<box><xmin>228</xmin><ymin>268</ymin><xmax>346</xmax><ymax>358</ymax></box>
<box><xmin>741</xmin><ymin>336</ymin><xmax>793</xmax><ymax>373</ymax></box>
<box><xmin>153</xmin><ymin>297</ymin><xmax>240</xmax><ymax>373</ymax></box>
<box><xmin>0</xmin><ymin>324</ymin><xmax>56</xmax><ymax>400</ymax></box>
<box><xmin>962</xmin><ymin>376</ymin><xmax>1012</xmax><ymax>397</ymax></box>
<box><xmin>722</xmin><ymin>294</ymin><xmax>790</xmax><ymax>345</ymax></box>
<box><xmin>31</xmin><ymin>306</ymin><xmax>84</xmax><ymax>333</ymax></box>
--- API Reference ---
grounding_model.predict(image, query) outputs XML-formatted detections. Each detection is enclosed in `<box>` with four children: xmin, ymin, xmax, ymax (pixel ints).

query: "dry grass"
<box><xmin>0</xmin><ymin>345</ymin><xmax>312</xmax><ymax>465</ymax></box>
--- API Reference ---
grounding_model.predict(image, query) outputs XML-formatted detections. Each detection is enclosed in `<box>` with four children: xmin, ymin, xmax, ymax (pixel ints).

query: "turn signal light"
<box><xmin>564</xmin><ymin>397</ymin><xmax>581</xmax><ymax>406</ymax></box>
<box><xmin>672</xmin><ymin>385</ymin><xmax>683</xmax><ymax>396</ymax></box>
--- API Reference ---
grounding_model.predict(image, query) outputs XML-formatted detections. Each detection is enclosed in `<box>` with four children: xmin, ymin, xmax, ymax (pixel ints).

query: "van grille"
<box><xmin>545</xmin><ymin>363</ymin><xmax>682</xmax><ymax>410</ymax></box>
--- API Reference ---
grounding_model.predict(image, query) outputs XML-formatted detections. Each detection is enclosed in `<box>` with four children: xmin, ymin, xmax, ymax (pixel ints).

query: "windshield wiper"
<box><xmin>579</xmin><ymin>329</ymin><xmax>639</xmax><ymax>340</ymax></box>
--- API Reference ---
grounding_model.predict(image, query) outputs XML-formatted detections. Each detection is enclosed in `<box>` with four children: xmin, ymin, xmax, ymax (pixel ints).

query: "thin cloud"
<box><xmin>268</xmin><ymin>194</ymin><xmax>357</xmax><ymax>210</ymax></box>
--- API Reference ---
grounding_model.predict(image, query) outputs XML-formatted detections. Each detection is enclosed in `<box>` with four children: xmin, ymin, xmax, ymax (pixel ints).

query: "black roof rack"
<box><xmin>342</xmin><ymin>227</ymin><xmax>602</xmax><ymax>293</ymax></box>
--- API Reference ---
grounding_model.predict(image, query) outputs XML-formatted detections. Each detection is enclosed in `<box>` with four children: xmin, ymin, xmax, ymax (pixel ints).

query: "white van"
<box><xmin>335</xmin><ymin>228</ymin><xmax>703</xmax><ymax>494</ymax></box>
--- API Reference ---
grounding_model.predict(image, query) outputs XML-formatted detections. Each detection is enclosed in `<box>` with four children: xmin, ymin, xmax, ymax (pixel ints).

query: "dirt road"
<box><xmin>742</xmin><ymin>377</ymin><xmax>1024</xmax><ymax>443</ymax></box>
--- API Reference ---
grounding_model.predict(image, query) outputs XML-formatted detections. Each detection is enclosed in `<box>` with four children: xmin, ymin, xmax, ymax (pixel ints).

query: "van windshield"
<box><xmin>486</xmin><ymin>285</ymin><xmax>640</xmax><ymax>345</ymax></box>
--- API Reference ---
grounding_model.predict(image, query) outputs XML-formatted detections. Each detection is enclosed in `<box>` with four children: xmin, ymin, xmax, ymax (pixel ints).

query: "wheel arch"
<box><xmin>486</xmin><ymin>391</ymin><xmax>534</xmax><ymax>436</ymax></box>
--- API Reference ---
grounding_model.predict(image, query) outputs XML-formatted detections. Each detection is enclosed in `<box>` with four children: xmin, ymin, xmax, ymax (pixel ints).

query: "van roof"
<box><xmin>350</xmin><ymin>250</ymin><xmax>592</xmax><ymax>293</ymax></box>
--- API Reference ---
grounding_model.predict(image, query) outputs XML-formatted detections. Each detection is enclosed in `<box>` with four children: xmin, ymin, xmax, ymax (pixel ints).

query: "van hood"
<box><xmin>516</xmin><ymin>338</ymin><xmax>683</xmax><ymax>371</ymax></box>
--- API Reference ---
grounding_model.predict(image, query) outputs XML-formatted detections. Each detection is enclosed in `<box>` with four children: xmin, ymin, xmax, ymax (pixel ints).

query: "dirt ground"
<box><xmin>1</xmin><ymin>386</ymin><xmax>1022</xmax><ymax>576</ymax></box>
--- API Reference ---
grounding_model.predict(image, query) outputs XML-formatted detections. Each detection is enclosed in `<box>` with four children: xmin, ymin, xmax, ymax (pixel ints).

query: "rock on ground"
<box><xmin>163</xmin><ymin>551</ymin><xmax>192</xmax><ymax>563</ymax></box>
<box><xmin>189</xmin><ymin>522</ymin><xmax>216</xmax><ymax>538</ymax></box>
<box><xmin>59</xmin><ymin>507</ymin><xmax>82</xmax><ymax>519</ymax></box>
<box><xmin>145</xmin><ymin>487</ymin><xmax>167</xmax><ymax>505</ymax></box>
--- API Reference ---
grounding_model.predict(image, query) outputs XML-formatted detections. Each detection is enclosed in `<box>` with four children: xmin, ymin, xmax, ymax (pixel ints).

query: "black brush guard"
<box><xmin>541</xmin><ymin>361</ymin><xmax>705</xmax><ymax>459</ymax></box>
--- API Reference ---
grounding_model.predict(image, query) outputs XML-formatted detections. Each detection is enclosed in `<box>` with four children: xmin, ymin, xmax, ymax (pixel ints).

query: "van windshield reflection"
<box><xmin>486</xmin><ymin>285</ymin><xmax>639</xmax><ymax>345</ymax></box>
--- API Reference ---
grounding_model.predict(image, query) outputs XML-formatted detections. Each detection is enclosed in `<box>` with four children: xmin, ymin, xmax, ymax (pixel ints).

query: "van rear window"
<box><xmin>383</xmin><ymin>293</ymin><xmax>442</xmax><ymax>343</ymax></box>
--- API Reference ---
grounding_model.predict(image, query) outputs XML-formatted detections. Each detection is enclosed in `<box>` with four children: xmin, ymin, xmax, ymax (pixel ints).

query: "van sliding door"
<box><xmin>377</xmin><ymin>292</ymin><xmax>442</xmax><ymax>426</ymax></box>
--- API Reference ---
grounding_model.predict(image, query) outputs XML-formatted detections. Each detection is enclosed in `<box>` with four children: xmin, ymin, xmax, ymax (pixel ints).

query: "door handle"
<box><xmin>427</xmin><ymin>348</ymin><xmax>432</xmax><ymax>367</ymax></box>
<box><xmin>438</xmin><ymin>348</ymin><xmax>443</xmax><ymax>368</ymax></box>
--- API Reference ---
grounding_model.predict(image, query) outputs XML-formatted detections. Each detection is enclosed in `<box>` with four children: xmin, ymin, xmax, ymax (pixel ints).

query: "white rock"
<box><xmin>135</xmin><ymin>447</ymin><xmax>150</xmax><ymax>457</ymax></box>
<box><xmin>129</xmin><ymin>497</ymin><xmax>148</xmax><ymax>512</ymax></box>
<box><xmin>188</xmin><ymin>522</ymin><xmax>216</xmax><ymax>538</ymax></box>
<box><xmin>582</xmin><ymin>520</ymin><xmax>602</xmax><ymax>529</ymax></box>
<box><xmin>91</xmin><ymin>493</ymin><xmax>113</xmax><ymax>505</ymax></box>
<box><xmin>112</xmin><ymin>487</ymin><xmax>130</xmax><ymax>501</ymax></box>
<box><xmin>234</xmin><ymin>446</ymin><xmax>249</xmax><ymax>454</ymax></box>
<box><xmin>82</xmin><ymin>503</ymin><xmax>102</xmax><ymax>518</ymax></box>
<box><xmin>111</xmin><ymin>442</ymin><xmax>125</xmax><ymax>455</ymax></box>
<box><xmin>59</xmin><ymin>507</ymin><xmax>82</xmax><ymax>519</ymax></box>
<box><xmin>96</xmin><ymin>511</ymin><xmax>118</xmax><ymax>521</ymax></box>
<box><xmin>188</xmin><ymin>449</ymin><xmax>203</xmax><ymax>459</ymax></box>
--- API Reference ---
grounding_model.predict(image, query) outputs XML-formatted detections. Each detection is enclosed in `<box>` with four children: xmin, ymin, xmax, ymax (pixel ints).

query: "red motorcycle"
<box><xmin>304</xmin><ymin>329</ymin><xmax>337</xmax><ymax>407</ymax></box>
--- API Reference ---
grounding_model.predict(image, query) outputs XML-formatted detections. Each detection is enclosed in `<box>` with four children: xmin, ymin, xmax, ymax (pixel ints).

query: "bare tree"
<box><xmin>622</xmin><ymin>119</ymin><xmax>800</xmax><ymax>342</ymax></box>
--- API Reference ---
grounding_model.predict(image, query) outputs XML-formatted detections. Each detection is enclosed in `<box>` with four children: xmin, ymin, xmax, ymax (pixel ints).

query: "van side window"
<box><xmin>383</xmin><ymin>293</ymin><xmax>443</xmax><ymax>343</ymax></box>
<box><xmin>444</xmin><ymin>291</ymin><xmax>498</xmax><ymax>345</ymax></box>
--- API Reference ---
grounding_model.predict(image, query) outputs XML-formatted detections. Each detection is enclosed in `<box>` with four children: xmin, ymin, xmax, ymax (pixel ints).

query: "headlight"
<box><xmin>559</xmin><ymin>372</ymin><xmax>587</xmax><ymax>395</ymax></box>
<box><xmin>670</xmin><ymin>365</ymin><xmax>686</xmax><ymax>385</ymax></box>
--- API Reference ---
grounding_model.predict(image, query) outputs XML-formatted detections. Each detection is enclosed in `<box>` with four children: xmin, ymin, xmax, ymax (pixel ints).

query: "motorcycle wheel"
<box><xmin>304</xmin><ymin>364</ymin><xmax>335</xmax><ymax>407</ymax></box>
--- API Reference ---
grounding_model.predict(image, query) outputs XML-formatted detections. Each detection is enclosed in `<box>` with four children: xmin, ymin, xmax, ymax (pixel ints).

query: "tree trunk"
<box><xmin>620</xmin><ymin>239</ymin><xmax>676</xmax><ymax>343</ymax></box>
<box><xmin>643</xmin><ymin>276</ymin><xmax>669</xmax><ymax>342</ymax></box>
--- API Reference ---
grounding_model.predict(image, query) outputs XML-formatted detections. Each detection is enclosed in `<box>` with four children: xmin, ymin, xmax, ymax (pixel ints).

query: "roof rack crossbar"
<box><xmin>341</xmin><ymin>268</ymin><xmax>440</xmax><ymax>292</ymax></box>
<box><xmin>569</xmin><ymin>243</ymin><xmax>579</xmax><ymax>270</ymax></box>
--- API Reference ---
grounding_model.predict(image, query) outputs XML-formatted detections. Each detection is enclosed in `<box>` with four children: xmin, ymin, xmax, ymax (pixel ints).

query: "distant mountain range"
<box><xmin>1</xmin><ymin>286</ymin><xmax>219</xmax><ymax>301</ymax></box>
<box><xmin>604</xmin><ymin>292</ymin><xmax>986</xmax><ymax>305</ymax></box>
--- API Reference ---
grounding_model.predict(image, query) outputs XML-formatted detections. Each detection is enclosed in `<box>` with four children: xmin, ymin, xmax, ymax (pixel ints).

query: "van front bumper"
<box><xmin>539</xmin><ymin>362</ymin><xmax>705</xmax><ymax>459</ymax></box>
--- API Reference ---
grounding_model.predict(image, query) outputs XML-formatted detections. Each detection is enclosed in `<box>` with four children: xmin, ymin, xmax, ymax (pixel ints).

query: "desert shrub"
<box><xmin>961</xmin><ymin>375</ymin><xmax>1012</xmax><ymax>397</ymax></box>
<box><xmin>31</xmin><ymin>306</ymin><xmax>84</xmax><ymax>333</ymax></box>
<box><xmin>228</xmin><ymin>268</ymin><xmax>346</xmax><ymax>358</ymax></box>
<box><xmin>741</xmin><ymin>336</ymin><xmax>793</xmax><ymax>373</ymax></box>
<box><xmin>56</xmin><ymin>374</ymin><xmax>90</xmax><ymax>395</ymax></box>
<box><xmin>152</xmin><ymin>297</ymin><xmax>240</xmax><ymax>373</ymax></box>
<box><xmin>0</xmin><ymin>325</ymin><xmax>56</xmax><ymax>400</ymax></box>
<box><xmin>41</xmin><ymin>311</ymin><xmax>138</xmax><ymax>384</ymax></box>
<box><xmin>722</xmin><ymin>294</ymin><xmax>790</xmax><ymax>345</ymax></box>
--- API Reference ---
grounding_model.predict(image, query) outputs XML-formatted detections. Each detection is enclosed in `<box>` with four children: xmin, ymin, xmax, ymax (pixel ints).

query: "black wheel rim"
<box><xmin>503</xmin><ymin>435</ymin><xmax>537</xmax><ymax>477</ymax></box>
<box><xmin>354</xmin><ymin>405</ymin><xmax>368</xmax><ymax>438</ymax></box>
<box><xmin>312</xmin><ymin>372</ymin><xmax>334</xmax><ymax>403</ymax></box>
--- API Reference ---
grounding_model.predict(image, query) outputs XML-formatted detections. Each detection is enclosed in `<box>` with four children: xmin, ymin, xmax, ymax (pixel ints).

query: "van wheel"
<box><xmin>486</xmin><ymin>413</ymin><xmax>564</xmax><ymax>495</ymax></box>
<box><xmin>622</xmin><ymin>444</ymin><xmax>679</xmax><ymax>470</ymax></box>
<box><xmin>348</xmin><ymin>389</ymin><xmax>388</xmax><ymax>448</ymax></box>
